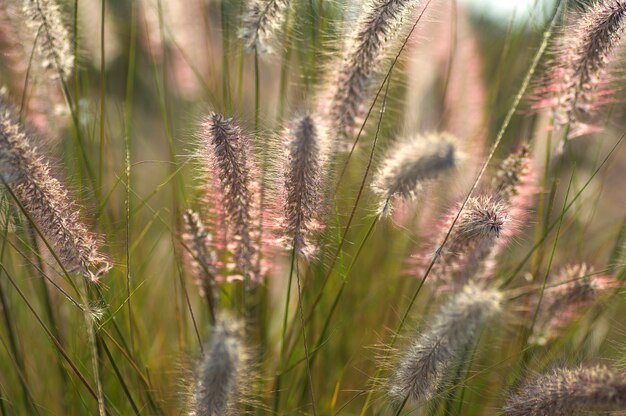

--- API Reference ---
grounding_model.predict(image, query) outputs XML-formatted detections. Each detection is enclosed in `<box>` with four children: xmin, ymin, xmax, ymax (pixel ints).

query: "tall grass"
<box><xmin>1</xmin><ymin>0</ymin><xmax>626</xmax><ymax>415</ymax></box>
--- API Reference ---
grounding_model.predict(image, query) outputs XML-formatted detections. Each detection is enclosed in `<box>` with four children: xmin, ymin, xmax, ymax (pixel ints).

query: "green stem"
<box><xmin>221</xmin><ymin>2</ymin><xmax>232</xmax><ymax>113</ymax></box>
<box><xmin>0</xmin><ymin>207</ymin><xmax>38</xmax><ymax>414</ymax></box>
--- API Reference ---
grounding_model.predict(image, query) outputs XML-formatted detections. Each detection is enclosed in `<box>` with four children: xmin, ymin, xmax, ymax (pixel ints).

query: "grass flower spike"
<box><xmin>478</xmin><ymin>145</ymin><xmax>535</xmax><ymax>278</ymax></box>
<box><xmin>532</xmin><ymin>263</ymin><xmax>618</xmax><ymax>344</ymax></box>
<box><xmin>280</xmin><ymin>114</ymin><xmax>327</xmax><ymax>258</ymax></box>
<box><xmin>545</xmin><ymin>1</ymin><xmax>626</xmax><ymax>135</ymax></box>
<box><xmin>241</xmin><ymin>0</ymin><xmax>290</xmax><ymax>54</ymax></box>
<box><xmin>372</xmin><ymin>132</ymin><xmax>458</xmax><ymax>216</ymax></box>
<box><xmin>183</xmin><ymin>209</ymin><xmax>218</xmax><ymax>308</ymax></box>
<box><xmin>190</xmin><ymin>319</ymin><xmax>247</xmax><ymax>416</ymax></box>
<box><xmin>23</xmin><ymin>0</ymin><xmax>74</xmax><ymax>80</ymax></box>
<box><xmin>0</xmin><ymin>98</ymin><xmax>109</xmax><ymax>280</ymax></box>
<box><xmin>389</xmin><ymin>284</ymin><xmax>502</xmax><ymax>402</ymax></box>
<box><xmin>327</xmin><ymin>0</ymin><xmax>424</xmax><ymax>143</ymax></box>
<box><xmin>200</xmin><ymin>113</ymin><xmax>260</xmax><ymax>281</ymax></box>
<box><xmin>492</xmin><ymin>145</ymin><xmax>534</xmax><ymax>208</ymax></box>
<box><xmin>504</xmin><ymin>365</ymin><xmax>626</xmax><ymax>415</ymax></box>
<box><xmin>414</xmin><ymin>195</ymin><xmax>509</xmax><ymax>291</ymax></box>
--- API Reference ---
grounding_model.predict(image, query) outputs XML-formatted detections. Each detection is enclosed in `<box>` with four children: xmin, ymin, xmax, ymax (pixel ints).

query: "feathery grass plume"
<box><xmin>190</xmin><ymin>318</ymin><xmax>246</xmax><ymax>416</ymax></box>
<box><xmin>183</xmin><ymin>209</ymin><xmax>218</xmax><ymax>307</ymax></box>
<box><xmin>0</xmin><ymin>98</ymin><xmax>110</xmax><ymax>281</ymax></box>
<box><xmin>492</xmin><ymin>145</ymin><xmax>534</xmax><ymax>208</ymax></box>
<box><xmin>490</xmin><ymin>145</ymin><xmax>535</xmax><ymax>247</ymax></box>
<box><xmin>504</xmin><ymin>365</ymin><xmax>626</xmax><ymax>416</ymax></box>
<box><xmin>476</xmin><ymin>145</ymin><xmax>535</xmax><ymax>281</ymax></box>
<box><xmin>531</xmin><ymin>263</ymin><xmax>618</xmax><ymax>345</ymax></box>
<box><xmin>543</xmin><ymin>1</ymin><xmax>626</xmax><ymax>136</ymax></box>
<box><xmin>372</xmin><ymin>132</ymin><xmax>458</xmax><ymax>216</ymax></box>
<box><xmin>412</xmin><ymin>195</ymin><xmax>508</xmax><ymax>291</ymax></box>
<box><xmin>240</xmin><ymin>0</ymin><xmax>290</xmax><ymax>54</ymax></box>
<box><xmin>326</xmin><ymin>0</ymin><xmax>424</xmax><ymax>144</ymax></box>
<box><xmin>389</xmin><ymin>284</ymin><xmax>502</xmax><ymax>403</ymax></box>
<box><xmin>200</xmin><ymin>113</ymin><xmax>260</xmax><ymax>281</ymax></box>
<box><xmin>23</xmin><ymin>0</ymin><xmax>74</xmax><ymax>80</ymax></box>
<box><xmin>280</xmin><ymin>113</ymin><xmax>328</xmax><ymax>258</ymax></box>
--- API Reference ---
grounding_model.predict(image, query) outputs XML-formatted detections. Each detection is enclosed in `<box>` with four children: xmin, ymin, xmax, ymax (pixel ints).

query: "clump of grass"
<box><xmin>504</xmin><ymin>365</ymin><xmax>626</xmax><ymax>416</ymax></box>
<box><xmin>4</xmin><ymin>0</ymin><xmax>626</xmax><ymax>414</ymax></box>
<box><xmin>0</xmin><ymin>97</ymin><xmax>109</xmax><ymax>281</ymax></box>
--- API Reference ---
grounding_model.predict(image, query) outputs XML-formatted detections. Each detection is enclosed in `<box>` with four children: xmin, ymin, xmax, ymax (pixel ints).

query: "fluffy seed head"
<box><xmin>183</xmin><ymin>209</ymin><xmax>218</xmax><ymax>306</ymax></box>
<box><xmin>532</xmin><ymin>263</ymin><xmax>618</xmax><ymax>344</ymax></box>
<box><xmin>492</xmin><ymin>145</ymin><xmax>534</xmax><ymax>207</ymax></box>
<box><xmin>326</xmin><ymin>0</ymin><xmax>424</xmax><ymax>143</ymax></box>
<box><xmin>23</xmin><ymin>0</ymin><xmax>74</xmax><ymax>80</ymax></box>
<box><xmin>489</xmin><ymin>145</ymin><xmax>535</xmax><ymax>244</ymax></box>
<box><xmin>543</xmin><ymin>1</ymin><xmax>626</xmax><ymax>135</ymax></box>
<box><xmin>280</xmin><ymin>114</ymin><xmax>328</xmax><ymax>258</ymax></box>
<box><xmin>475</xmin><ymin>145</ymin><xmax>536</xmax><ymax>281</ymax></box>
<box><xmin>240</xmin><ymin>0</ymin><xmax>290</xmax><ymax>54</ymax></box>
<box><xmin>389</xmin><ymin>284</ymin><xmax>502</xmax><ymax>402</ymax></box>
<box><xmin>453</xmin><ymin>196</ymin><xmax>507</xmax><ymax>240</ymax></box>
<box><xmin>504</xmin><ymin>365</ymin><xmax>626</xmax><ymax>416</ymax></box>
<box><xmin>190</xmin><ymin>319</ymin><xmax>245</xmax><ymax>416</ymax></box>
<box><xmin>200</xmin><ymin>113</ymin><xmax>260</xmax><ymax>281</ymax></box>
<box><xmin>0</xmin><ymin>98</ymin><xmax>110</xmax><ymax>281</ymax></box>
<box><xmin>372</xmin><ymin>132</ymin><xmax>458</xmax><ymax>216</ymax></box>
<box><xmin>412</xmin><ymin>195</ymin><xmax>509</xmax><ymax>291</ymax></box>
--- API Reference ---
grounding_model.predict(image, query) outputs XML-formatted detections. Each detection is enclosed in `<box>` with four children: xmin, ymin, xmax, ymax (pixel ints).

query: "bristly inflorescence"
<box><xmin>545</xmin><ymin>1</ymin><xmax>626</xmax><ymax>135</ymax></box>
<box><xmin>478</xmin><ymin>145</ymin><xmax>535</xmax><ymax>280</ymax></box>
<box><xmin>372</xmin><ymin>132</ymin><xmax>458</xmax><ymax>216</ymax></box>
<box><xmin>503</xmin><ymin>365</ymin><xmax>626</xmax><ymax>416</ymax></box>
<box><xmin>531</xmin><ymin>263</ymin><xmax>618</xmax><ymax>344</ymax></box>
<box><xmin>183</xmin><ymin>209</ymin><xmax>218</xmax><ymax>308</ymax></box>
<box><xmin>240</xmin><ymin>0</ymin><xmax>290</xmax><ymax>54</ymax></box>
<box><xmin>413</xmin><ymin>195</ymin><xmax>509</xmax><ymax>291</ymax></box>
<box><xmin>492</xmin><ymin>145</ymin><xmax>534</xmax><ymax>208</ymax></box>
<box><xmin>190</xmin><ymin>318</ymin><xmax>247</xmax><ymax>416</ymax></box>
<box><xmin>23</xmin><ymin>0</ymin><xmax>74</xmax><ymax>80</ymax></box>
<box><xmin>200</xmin><ymin>113</ymin><xmax>260</xmax><ymax>282</ymax></box>
<box><xmin>0</xmin><ymin>98</ymin><xmax>110</xmax><ymax>281</ymax></box>
<box><xmin>280</xmin><ymin>114</ymin><xmax>327</xmax><ymax>258</ymax></box>
<box><xmin>326</xmin><ymin>0</ymin><xmax>424</xmax><ymax>144</ymax></box>
<box><xmin>389</xmin><ymin>284</ymin><xmax>502</xmax><ymax>403</ymax></box>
